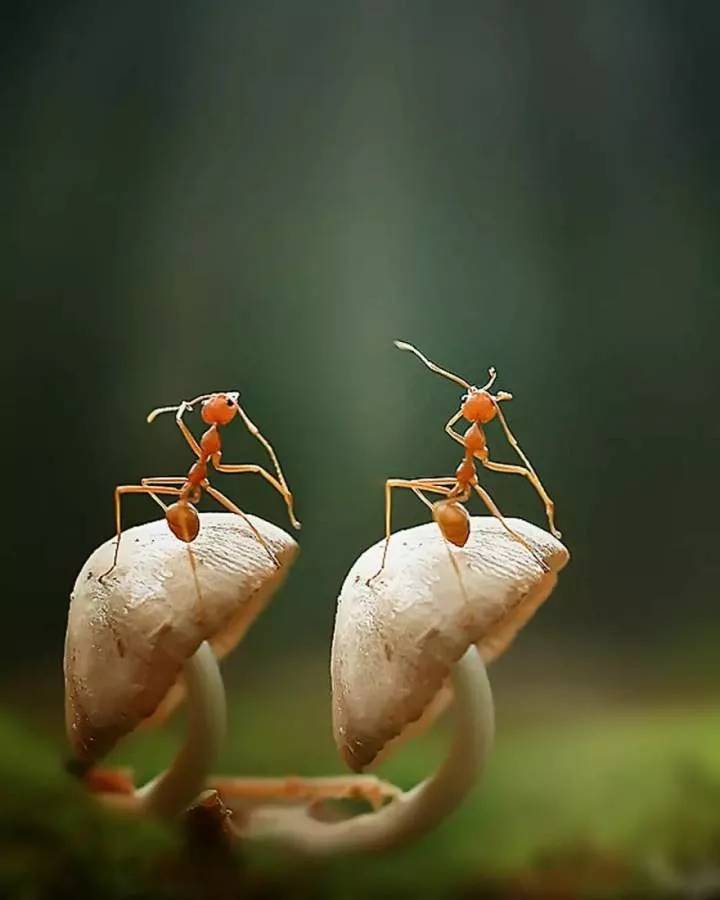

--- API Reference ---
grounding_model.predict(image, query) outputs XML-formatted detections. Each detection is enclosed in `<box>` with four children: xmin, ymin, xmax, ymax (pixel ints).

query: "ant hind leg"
<box><xmin>369</xmin><ymin>478</ymin><xmax>452</xmax><ymax>583</ymax></box>
<box><xmin>98</xmin><ymin>484</ymin><xmax>183</xmax><ymax>582</ymax></box>
<box><xmin>210</xmin><ymin>459</ymin><xmax>301</xmax><ymax>531</ymax></box>
<box><xmin>233</xmin><ymin>404</ymin><xmax>301</xmax><ymax>530</ymax></box>
<box><xmin>141</xmin><ymin>477</ymin><xmax>187</xmax><ymax>515</ymax></box>
<box><xmin>481</xmin><ymin>458</ymin><xmax>560</xmax><ymax>538</ymax></box>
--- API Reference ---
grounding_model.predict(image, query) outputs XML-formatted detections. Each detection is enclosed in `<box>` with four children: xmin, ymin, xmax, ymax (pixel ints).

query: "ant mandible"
<box><xmin>99</xmin><ymin>391</ymin><xmax>301</xmax><ymax>585</ymax></box>
<box><xmin>373</xmin><ymin>341</ymin><xmax>561</xmax><ymax>580</ymax></box>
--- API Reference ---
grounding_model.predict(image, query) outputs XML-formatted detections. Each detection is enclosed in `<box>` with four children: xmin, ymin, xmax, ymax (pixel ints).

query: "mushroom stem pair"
<box><xmin>243</xmin><ymin>646</ymin><xmax>493</xmax><ymax>854</ymax></box>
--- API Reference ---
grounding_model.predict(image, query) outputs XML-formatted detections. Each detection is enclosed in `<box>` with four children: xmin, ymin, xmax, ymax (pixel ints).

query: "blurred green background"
<box><xmin>2</xmin><ymin>1</ymin><xmax>720</xmax><ymax>896</ymax></box>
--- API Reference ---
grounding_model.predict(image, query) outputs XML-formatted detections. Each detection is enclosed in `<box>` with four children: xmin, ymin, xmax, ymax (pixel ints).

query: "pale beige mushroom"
<box><xmin>65</xmin><ymin>511</ymin><xmax>298</xmax><ymax>819</ymax></box>
<box><xmin>241</xmin><ymin>516</ymin><xmax>568</xmax><ymax>853</ymax></box>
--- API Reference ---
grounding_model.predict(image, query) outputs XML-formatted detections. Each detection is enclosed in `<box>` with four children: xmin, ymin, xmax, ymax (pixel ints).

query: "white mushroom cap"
<box><xmin>332</xmin><ymin>517</ymin><xmax>568</xmax><ymax>771</ymax></box>
<box><xmin>65</xmin><ymin>512</ymin><xmax>298</xmax><ymax>766</ymax></box>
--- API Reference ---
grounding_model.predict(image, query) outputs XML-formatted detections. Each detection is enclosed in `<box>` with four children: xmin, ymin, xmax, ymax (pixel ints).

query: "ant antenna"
<box><xmin>146</xmin><ymin>405</ymin><xmax>181</xmax><ymax>424</ymax></box>
<box><xmin>146</xmin><ymin>394</ymin><xmax>212</xmax><ymax>424</ymax></box>
<box><xmin>393</xmin><ymin>341</ymin><xmax>471</xmax><ymax>390</ymax></box>
<box><xmin>482</xmin><ymin>368</ymin><xmax>498</xmax><ymax>392</ymax></box>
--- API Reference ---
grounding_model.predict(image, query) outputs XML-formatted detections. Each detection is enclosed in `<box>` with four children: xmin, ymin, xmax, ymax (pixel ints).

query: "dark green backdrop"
<box><xmin>2</xmin><ymin>0</ymin><xmax>719</xmax><ymax>671</ymax></box>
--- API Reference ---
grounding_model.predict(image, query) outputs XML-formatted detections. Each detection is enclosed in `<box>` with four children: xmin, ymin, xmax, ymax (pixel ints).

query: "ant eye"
<box><xmin>461</xmin><ymin>394</ymin><xmax>468</xmax><ymax>403</ymax></box>
<box><xmin>226</xmin><ymin>398</ymin><xmax>234</xmax><ymax>406</ymax></box>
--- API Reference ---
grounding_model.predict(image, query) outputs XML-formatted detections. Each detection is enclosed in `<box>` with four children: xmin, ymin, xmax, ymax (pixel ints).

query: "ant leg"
<box><xmin>444</xmin><ymin>408</ymin><xmax>467</xmax><ymax>448</ymax></box>
<box><xmin>371</xmin><ymin>478</ymin><xmax>453</xmax><ymax>581</ymax></box>
<box><xmin>101</xmin><ymin>480</ymin><xmax>206</xmax><ymax>621</ymax></box>
<box><xmin>202</xmin><ymin>483</ymin><xmax>280</xmax><ymax>568</ymax></box>
<box><xmin>233</xmin><ymin>404</ymin><xmax>301</xmax><ymax>529</ymax></box>
<box><xmin>481</xmin><ymin>458</ymin><xmax>560</xmax><ymax>538</ymax></box>
<box><xmin>141</xmin><ymin>477</ymin><xmax>187</xmax><ymax>484</ymax></box>
<box><xmin>146</xmin><ymin>400</ymin><xmax>204</xmax><ymax>457</ymax></box>
<box><xmin>408</xmin><ymin>486</ymin><xmax>438</xmax><ymax>512</ymax></box>
<box><xmin>490</xmin><ymin>404</ymin><xmax>561</xmax><ymax>538</ymax></box>
<box><xmin>210</xmin><ymin>459</ymin><xmax>301</xmax><ymax>531</ymax></box>
<box><xmin>409</xmin><ymin>486</ymin><xmax>470</xmax><ymax>605</ymax></box>
<box><xmin>141</xmin><ymin>476</ymin><xmax>207</xmax><ymax>620</ymax></box>
<box><xmin>99</xmin><ymin>485</ymin><xmax>183</xmax><ymax>582</ymax></box>
<box><xmin>415</xmin><ymin>477</ymin><xmax>458</xmax><ymax>485</ymax></box>
<box><xmin>471</xmin><ymin>482</ymin><xmax>550</xmax><ymax>573</ymax></box>
<box><xmin>141</xmin><ymin>477</ymin><xmax>187</xmax><ymax>515</ymax></box>
<box><xmin>173</xmin><ymin>405</ymin><xmax>202</xmax><ymax>457</ymax></box>
<box><xmin>148</xmin><ymin>403</ymin><xmax>202</xmax><ymax>457</ymax></box>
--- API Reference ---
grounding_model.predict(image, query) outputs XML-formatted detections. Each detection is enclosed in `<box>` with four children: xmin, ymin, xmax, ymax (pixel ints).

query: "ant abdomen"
<box><xmin>432</xmin><ymin>499</ymin><xmax>471</xmax><ymax>547</ymax></box>
<box><xmin>166</xmin><ymin>501</ymin><xmax>200</xmax><ymax>543</ymax></box>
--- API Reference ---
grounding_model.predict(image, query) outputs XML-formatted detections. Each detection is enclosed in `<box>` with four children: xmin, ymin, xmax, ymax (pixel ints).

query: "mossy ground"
<box><xmin>4</xmin><ymin>655</ymin><xmax>720</xmax><ymax>899</ymax></box>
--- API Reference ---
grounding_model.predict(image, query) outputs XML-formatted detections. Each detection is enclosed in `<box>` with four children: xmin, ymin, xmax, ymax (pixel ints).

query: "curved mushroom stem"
<box><xmin>135</xmin><ymin>641</ymin><xmax>226</xmax><ymax>819</ymax></box>
<box><xmin>242</xmin><ymin>646</ymin><xmax>493</xmax><ymax>854</ymax></box>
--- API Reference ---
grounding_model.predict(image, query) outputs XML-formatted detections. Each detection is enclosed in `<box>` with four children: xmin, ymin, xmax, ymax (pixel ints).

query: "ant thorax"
<box><xmin>463</xmin><ymin>422</ymin><xmax>488</xmax><ymax>459</ymax></box>
<box><xmin>200</xmin><ymin>425</ymin><xmax>222</xmax><ymax>458</ymax></box>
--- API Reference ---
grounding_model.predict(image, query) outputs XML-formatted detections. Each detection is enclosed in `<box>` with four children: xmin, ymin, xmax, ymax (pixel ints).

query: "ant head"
<box><xmin>460</xmin><ymin>387</ymin><xmax>497</xmax><ymax>424</ymax></box>
<box><xmin>201</xmin><ymin>391</ymin><xmax>240</xmax><ymax>426</ymax></box>
<box><xmin>460</xmin><ymin>368</ymin><xmax>512</xmax><ymax>424</ymax></box>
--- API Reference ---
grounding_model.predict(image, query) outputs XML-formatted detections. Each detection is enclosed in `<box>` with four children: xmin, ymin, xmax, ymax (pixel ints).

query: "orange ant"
<box><xmin>99</xmin><ymin>391</ymin><xmax>300</xmax><ymax>587</ymax></box>
<box><xmin>373</xmin><ymin>341</ymin><xmax>560</xmax><ymax>581</ymax></box>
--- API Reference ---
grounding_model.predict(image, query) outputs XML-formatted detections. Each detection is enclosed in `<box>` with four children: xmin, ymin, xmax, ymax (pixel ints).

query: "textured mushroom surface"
<box><xmin>332</xmin><ymin>517</ymin><xmax>568</xmax><ymax>771</ymax></box>
<box><xmin>65</xmin><ymin>512</ymin><xmax>297</xmax><ymax>764</ymax></box>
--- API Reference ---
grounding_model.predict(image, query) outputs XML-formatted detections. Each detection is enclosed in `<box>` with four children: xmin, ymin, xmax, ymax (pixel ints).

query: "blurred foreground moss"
<box><xmin>116</xmin><ymin>679</ymin><xmax>720</xmax><ymax>896</ymax></box>
<box><xmin>0</xmin><ymin>712</ymin><xmax>177</xmax><ymax>899</ymax></box>
<box><xmin>4</xmin><ymin>692</ymin><xmax>720</xmax><ymax>898</ymax></box>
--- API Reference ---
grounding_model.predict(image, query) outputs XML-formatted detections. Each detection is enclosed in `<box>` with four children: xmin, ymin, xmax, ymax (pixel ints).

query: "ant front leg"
<box><xmin>210</xmin><ymin>457</ymin><xmax>301</xmax><ymax>530</ymax></box>
<box><xmin>99</xmin><ymin>484</ymin><xmax>183</xmax><ymax>582</ymax></box>
<box><xmin>471</xmin><ymin>482</ymin><xmax>550</xmax><ymax>573</ymax></box>
<box><xmin>140</xmin><ymin>476</ymin><xmax>188</xmax><ymax>515</ymax></box>
<box><xmin>202</xmin><ymin>483</ymin><xmax>281</xmax><ymax>568</ymax></box>
<box><xmin>233</xmin><ymin>404</ymin><xmax>301</xmax><ymax>529</ymax></box>
<box><xmin>370</xmin><ymin>478</ymin><xmax>452</xmax><ymax>582</ymax></box>
<box><xmin>444</xmin><ymin>408</ymin><xmax>466</xmax><ymax>448</ymax></box>
<box><xmin>490</xmin><ymin>404</ymin><xmax>561</xmax><ymax>538</ymax></box>
<box><xmin>481</xmin><ymin>458</ymin><xmax>560</xmax><ymax>539</ymax></box>
<box><xmin>146</xmin><ymin>399</ymin><xmax>204</xmax><ymax>457</ymax></box>
<box><xmin>173</xmin><ymin>403</ymin><xmax>202</xmax><ymax>457</ymax></box>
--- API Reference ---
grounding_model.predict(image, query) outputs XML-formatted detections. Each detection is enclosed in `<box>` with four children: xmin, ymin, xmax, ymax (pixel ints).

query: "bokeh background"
<box><xmin>2</xmin><ymin>1</ymin><xmax>720</xmax><ymax>896</ymax></box>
